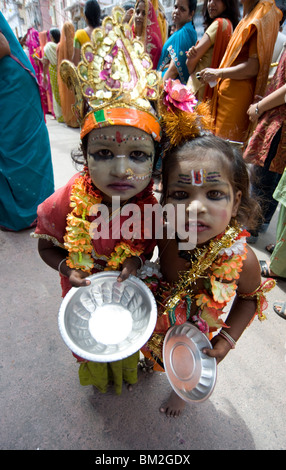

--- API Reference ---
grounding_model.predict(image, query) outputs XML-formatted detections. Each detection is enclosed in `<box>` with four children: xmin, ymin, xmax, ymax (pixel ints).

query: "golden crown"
<box><xmin>60</xmin><ymin>6</ymin><xmax>161</xmax><ymax>126</ymax></box>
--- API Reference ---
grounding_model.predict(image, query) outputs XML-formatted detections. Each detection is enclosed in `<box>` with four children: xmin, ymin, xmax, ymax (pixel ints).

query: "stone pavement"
<box><xmin>1</xmin><ymin>116</ymin><xmax>285</xmax><ymax>451</ymax></box>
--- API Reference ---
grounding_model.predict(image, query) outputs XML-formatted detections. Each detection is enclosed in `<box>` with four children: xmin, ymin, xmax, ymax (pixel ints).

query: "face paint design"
<box><xmin>90</xmin><ymin>133</ymin><xmax>149</xmax><ymax>143</ymax></box>
<box><xmin>166</xmin><ymin>154</ymin><xmax>241</xmax><ymax>245</ymax></box>
<box><xmin>87</xmin><ymin>126</ymin><xmax>156</xmax><ymax>202</ymax></box>
<box><xmin>178</xmin><ymin>171</ymin><xmax>222</xmax><ymax>186</ymax></box>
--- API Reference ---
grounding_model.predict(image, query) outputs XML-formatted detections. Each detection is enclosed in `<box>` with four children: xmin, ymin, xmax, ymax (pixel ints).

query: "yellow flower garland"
<box><xmin>63</xmin><ymin>173</ymin><xmax>147</xmax><ymax>273</ymax></box>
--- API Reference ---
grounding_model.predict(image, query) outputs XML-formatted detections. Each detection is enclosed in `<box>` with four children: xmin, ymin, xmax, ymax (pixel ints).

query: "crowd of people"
<box><xmin>1</xmin><ymin>0</ymin><xmax>285</xmax><ymax>417</ymax></box>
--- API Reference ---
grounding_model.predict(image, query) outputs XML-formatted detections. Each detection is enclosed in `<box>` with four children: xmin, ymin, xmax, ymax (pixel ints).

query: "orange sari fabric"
<box><xmin>211</xmin><ymin>0</ymin><xmax>281</xmax><ymax>143</ymax></box>
<box><xmin>57</xmin><ymin>22</ymin><xmax>79</xmax><ymax>128</ymax></box>
<box><xmin>203</xmin><ymin>18</ymin><xmax>233</xmax><ymax>101</ymax></box>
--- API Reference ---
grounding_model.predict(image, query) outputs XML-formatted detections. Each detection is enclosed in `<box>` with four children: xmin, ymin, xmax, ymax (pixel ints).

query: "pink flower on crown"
<box><xmin>163</xmin><ymin>79</ymin><xmax>198</xmax><ymax>112</ymax></box>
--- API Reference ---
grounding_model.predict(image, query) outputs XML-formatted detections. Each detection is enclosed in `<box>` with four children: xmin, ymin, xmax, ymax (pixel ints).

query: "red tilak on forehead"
<box><xmin>116</xmin><ymin>131</ymin><xmax>122</xmax><ymax>144</ymax></box>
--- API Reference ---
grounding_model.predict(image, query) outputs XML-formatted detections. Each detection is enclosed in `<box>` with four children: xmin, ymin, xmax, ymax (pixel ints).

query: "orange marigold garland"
<box><xmin>63</xmin><ymin>170</ymin><xmax>156</xmax><ymax>273</ymax></box>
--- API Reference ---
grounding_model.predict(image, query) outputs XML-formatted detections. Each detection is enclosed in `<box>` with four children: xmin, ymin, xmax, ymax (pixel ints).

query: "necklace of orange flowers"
<box><xmin>63</xmin><ymin>169</ymin><xmax>155</xmax><ymax>273</ymax></box>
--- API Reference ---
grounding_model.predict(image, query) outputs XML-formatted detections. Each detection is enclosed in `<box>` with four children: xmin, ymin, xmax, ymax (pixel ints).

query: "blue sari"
<box><xmin>0</xmin><ymin>13</ymin><xmax>54</xmax><ymax>231</ymax></box>
<box><xmin>157</xmin><ymin>21</ymin><xmax>197</xmax><ymax>84</ymax></box>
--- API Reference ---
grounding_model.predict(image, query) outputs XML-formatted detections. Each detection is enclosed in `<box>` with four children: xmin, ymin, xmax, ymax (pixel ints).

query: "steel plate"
<box><xmin>163</xmin><ymin>323</ymin><xmax>217</xmax><ymax>403</ymax></box>
<box><xmin>58</xmin><ymin>271</ymin><xmax>157</xmax><ymax>362</ymax></box>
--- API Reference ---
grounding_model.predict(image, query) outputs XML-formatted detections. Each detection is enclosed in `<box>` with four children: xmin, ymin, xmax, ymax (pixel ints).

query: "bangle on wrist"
<box><xmin>135</xmin><ymin>255</ymin><xmax>144</xmax><ymax>269</ymax></box>
<box><xmin>58</xmin><ymin>258</ymin><xmax>67</xmax><ymax>276</ymax></box>
<box><xmin>255</xmin><ymin>103</ymin><xmax>260</xmax><ymax>115</ymax></box>
<box><xmin>218</xmin><ymin>330</ymin><xmax>236</xmax><ymax>349</ymax></box>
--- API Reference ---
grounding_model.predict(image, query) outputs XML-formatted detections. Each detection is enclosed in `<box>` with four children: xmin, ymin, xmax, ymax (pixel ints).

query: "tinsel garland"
<box><xmin>163</xmin><ymin>222</ymin><xmax>241</xmax><ymax>314</ymax></box>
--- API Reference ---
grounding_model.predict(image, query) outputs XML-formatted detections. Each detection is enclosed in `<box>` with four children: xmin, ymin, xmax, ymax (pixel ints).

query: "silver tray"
<box><xmin>163</xmin><ymin>323</ymin><xmax>217</xmax><ymax>403</ymax></box>
<box><xmin>58</xmin><ymin>271</ymin><xmax>157</xmax><ymax>362</ymax></box>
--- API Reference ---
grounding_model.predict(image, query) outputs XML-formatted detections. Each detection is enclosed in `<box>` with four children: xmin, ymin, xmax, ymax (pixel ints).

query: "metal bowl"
<box><xmin>58</xmin><ymin>271</ymin><xmax>157</xmax><ymax>362</ymax></box>
<box><xmin>163</xmin><ymin>323</ymin><xmax>217</xmax><ymax>403</ymax></box>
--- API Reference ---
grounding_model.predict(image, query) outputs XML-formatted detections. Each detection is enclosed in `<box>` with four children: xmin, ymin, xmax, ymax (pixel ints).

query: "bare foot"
<box><xmin>127</xmin><ymin>382</ymin><xmax>137</xmax><ymax>391</ymax></box>
<box><xmin>138</xmin><ymin>358</ymin><xmax>154</xmax><ymax>373</ymax></box>
<box><xmin>160</xmin><ymin>390</ymin><xmax>185</xmax><ymax>417</ymax></box>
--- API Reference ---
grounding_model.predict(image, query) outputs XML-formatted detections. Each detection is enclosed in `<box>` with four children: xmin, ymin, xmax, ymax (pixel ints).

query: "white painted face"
<box><xmin>166</xmin><ymin>149</ymin><xmax>242</xmax><ymax>246</ymax></box>
<box><xmin>87</xmin><ymin>125</ymin><xmax>155</xmax><ymax>203</ymax></box>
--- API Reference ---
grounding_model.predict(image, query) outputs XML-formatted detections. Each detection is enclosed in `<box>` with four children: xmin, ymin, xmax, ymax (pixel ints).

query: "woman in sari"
<box><xmin>26</xmin><ymin>28</ymin><xmax>51</xmax><ymax>117</ymax></box>
<box><xmin>157</xmin><ymin>0</ymin><xmax>197</xmax><ymax>84</ymax></box>
<box><xmin>199</xmin><ymin>0</ymin><xmax>282</xmax><ymax>144</ymax></box>
<box><xmin>186</xmin><ymin>0</ymin><xmax>240</xmax><ymax>101</ymax></box>
<box><xmin>57</xmin><ymin>22</ymin><xmax>79</xmax><ymax>128</ymax></box>
<box><xmin>129</xmin><ymin>0</ymin><xmax>164</xmax><ymax>68</ymax></box>
<box><xmin>0</xmin><ymin>12</ymin><xmax>54</xmax><ymax>231</ymax></box>
<box><xmin>43</xmin><ymin>28</ymin><xmax>64</xmax><ymax>122</ymax></box>
<box><xmin>72</xmin><ymin>0</ymin><xmax>101</xmax><ymax>66</ymax></box>
<box><xmin>243</xmin><ymin>49</ymin><xmax>286</xmax><ymax>242</ymax></box>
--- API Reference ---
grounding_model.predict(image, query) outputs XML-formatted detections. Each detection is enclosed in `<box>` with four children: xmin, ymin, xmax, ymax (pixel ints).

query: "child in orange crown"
<box><xmin>32</xmin><ymin>7</ymin><xmax>161</xmax><ymax>396</ymax></box>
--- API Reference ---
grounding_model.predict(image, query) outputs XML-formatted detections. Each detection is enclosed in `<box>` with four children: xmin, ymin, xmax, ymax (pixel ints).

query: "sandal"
<box><xmin>259</xmin><ymin>260</ymin><xmax>285</xmax><ymax>280</ymax></box>
<box><xmin>273</xmin><ymin>301</ymin><xmax>286</xmax><ymax>320</ymax></box>
<box><xmin>265</xmin><ymin>244</ymin><xmax>275</xmax><ymax>254</ymax></box>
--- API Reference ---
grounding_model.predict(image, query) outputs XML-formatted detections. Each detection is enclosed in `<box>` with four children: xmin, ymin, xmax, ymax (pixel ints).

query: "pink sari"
<box><xmin>132</xmin><ymin>0</ymin><xmax>163</xmax><ymax>68</ymax></box>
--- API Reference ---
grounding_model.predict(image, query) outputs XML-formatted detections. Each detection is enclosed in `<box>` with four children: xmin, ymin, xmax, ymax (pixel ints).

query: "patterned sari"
<box><xmin>157</xmin><ymin>20</ymin><xmax>197</xmax><ymax>84</ymax></box>
<box><xmin>243</xmin><ymin>49</ymin><xmax>286</xmax><ymax>174</ymax></box>
<box><xmin>26</xmin><ymin>28</ymin><xmax>52</xmax><ymax>117</ymax></box>
<box><xmin>211</xmin><ymin>0</ymin><xmax>281</xmax><ymax>143</ymax></box>
<box><xmin>44</xmin><ymin>41</ymin><xmax>63</xmax><ymax>122</ymax></box>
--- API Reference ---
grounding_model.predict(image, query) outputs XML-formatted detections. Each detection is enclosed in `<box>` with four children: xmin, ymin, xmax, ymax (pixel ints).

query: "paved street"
<box><xmin>1</xmin><ymin>115</ymin><xmax>285</xmax><ymax>451</ymax></box>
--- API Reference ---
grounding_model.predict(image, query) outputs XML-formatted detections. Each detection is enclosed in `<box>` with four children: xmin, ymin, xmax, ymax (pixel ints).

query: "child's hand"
<box><xmin>117</xmin><ymin>256</ymin><xmax>142</xmax><ymax>282</ymax></box>
<box><xmin>202</xmin><ymin>335</ymin><xmax>232</xmax><ymax>364</ymax></box>
<box><xmin>68</xmin><ymin>269</ymin><xmax>91</xmax><ymax>288</ymax></box>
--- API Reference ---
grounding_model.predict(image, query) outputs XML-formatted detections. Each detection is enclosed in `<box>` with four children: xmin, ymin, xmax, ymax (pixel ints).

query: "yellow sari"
<box><xmin>74</xmin><ymin>29</ymin><xmax>90</xmax><ymax>48</ymax></box>
<box><xmin>57</xmin><ymin>22</ymin><xmax>79</xmax><ymax>128</ymax></box>
<box><xmin>211</xmin><ymin>0</ymin><xmax>281</xmax><ymax>143</ymax></box>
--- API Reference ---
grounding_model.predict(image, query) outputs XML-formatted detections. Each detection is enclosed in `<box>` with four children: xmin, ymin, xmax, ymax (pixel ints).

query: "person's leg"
<box><xmin>248</xmin><ymin>128</ymin><xmax>282</xmax><ymax>241</ymax></box>
<box><xmin>269</xmin><ymin>204</ymin><xmax>286</xmax><ymax>278</ymax></box>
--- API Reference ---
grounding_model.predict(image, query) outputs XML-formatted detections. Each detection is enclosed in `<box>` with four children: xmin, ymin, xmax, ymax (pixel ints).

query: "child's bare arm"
<box><xmin>203</xmin><ymin>246</ymin><xmax>261</xmax><ymax>363</ymax></box>
<box><xmin>117</xmin><ymin>256</ymin><xmax>142</xmax><ymax>282</ymax></box>
<box><xmin>38</xmin><ymin>239</ymin><xmax>143</xmax><ymax>286</ymax></box>
<box><xmin>38</xmin><ymin>238</ymin><xmax>91</xmax><ymax>287</ymax></box>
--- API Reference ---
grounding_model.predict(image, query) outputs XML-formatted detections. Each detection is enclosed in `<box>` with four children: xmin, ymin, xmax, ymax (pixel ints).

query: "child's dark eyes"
<box><xmin>130</xmin><ymin>151</ymin><xmax>152</xmax><ymax>162</ymax></box>
<box><xmin>167</xmin><ymin>190</ymin><xmax>188</xmax><ymax>200</ymax></box>
<box><xmin>207</xmin><ymin>190</ymin><xmax>227</xmax><ymax>200</ymax></box>
<box><xmin>167</xmin><ymin>189</ymin><xmax>228</xmax><ymax>201</ymax></box>
<box><xmin>88</xmin><ymin>150</ymin><xmax>151</xmax><ymax>162</ymax></box>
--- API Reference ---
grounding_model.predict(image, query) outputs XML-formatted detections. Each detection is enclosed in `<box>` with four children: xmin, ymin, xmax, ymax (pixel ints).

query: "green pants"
<box><xmin>78</xmin><ymin>351</ymin><xmax>140</xmax><ymax>395</ymax></box>
<box><xmin>270</xmin><ymin>204</ymin><xmax>286</xmax><ymax>277</ymax></box>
